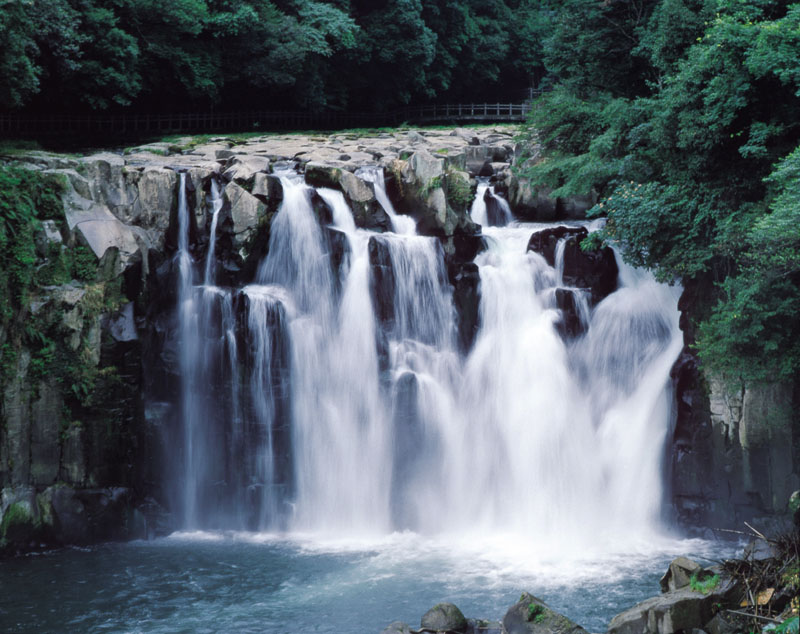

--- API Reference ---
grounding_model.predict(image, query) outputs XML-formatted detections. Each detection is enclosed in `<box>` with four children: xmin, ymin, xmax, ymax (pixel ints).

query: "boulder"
<box><xmin>409</xmin><ymin>150</ymin><xmax>444</xmax><ymax>186</ymax></box>
<box><xmin>222</xmin><ymin>155</ymin><xmax>270</xmax><ymax>190</ymax></box>
<box><xmin>659</xmin><ymin>557</ymin><xmax>703</xmax><ymax>593</ymax></box>
<box><xmin>187</xmin><ymin>167</ymin><xmax>215</xmax><ymax>226</ymax></box>
<box><xmin>503</xmin><ymin>593</ymin><xmax>587</xmax><ymax>634</ymax></box>
<box><xmin>465</xmin><ymin>146</ymin><xmax>492</xmax><ymax>175</ymax></box>
<box><xmin>443</xmin><ymin>151</ymin><xmax>467</xmax><ymax>172</ymax></box>
<box><xmin>466</xmin><ymin>619</ymin><xmax>503</xmax><ymax>634</ymax></box>
<box><xmin>0</xmin><ymin>487</ymin><xmax>41</xmax><ymax>552</ymax></box>
<box><xmin>135</xmin><ymin>167</ymin><xmax>178</xmax><ymax>219</ymax></box>
<box><xmin>224</xmin><ymin>181</ymin><xmax>267</xmax><ymax>256</ymax></box>
<box><xmin>446</xmin><ymin>170</ymin><xmax>474</xmax><ymax>213</ymax></box>
<box><xmin>390</xmin><ymin>152</ymin><xmax>475</xmax><ymax>239</ymax></box>
<box><xmin>527</xmin><ymin>226</ymin><xmax>588</xmax><ymax>267</ymax></box>
<box><xmin>64</xmin><ymin>194</ymin><xmax>139</xmax><ymax>264</ymax></box>
<box><xmin>340</xmin><ymin>170</ymin><xmax>389</xmax><ymax>231</ymax></box>
<box><xmin>381</xmin><ymin>622</ymin><xmax>412</xmax><ymax>634</ymax></box>
<box><xmin>421</xmin><ymin>603</ymin><xmax>468</xmax><ymax>633</ymax></box>
<box><xmin>450</xmin><ymin>128</ymin><xmax>480</xmax><ymax>145</ymax></box>
<box><xmin>252</xmin><ymin>173</ymin><xmax>284</xmax><ymax>210</ymax></box>
<box><xmin>608</xmin><ymin>577</ymin><xmax>740</xmax><ymax>634</ymax></box>
<box><xmin>305</xmin><ymin>162</ymin><xmax>343</xmax><ymax>189</ymax></box>
<box><xmin>527</xmin><ymin>226</ymin><xmax>618</xmax><ymax>304</ymax></box>
<box><xmin>408</xmin><ymin>130</ymin><xmax>429</xmax><ymax>145</ymax></box>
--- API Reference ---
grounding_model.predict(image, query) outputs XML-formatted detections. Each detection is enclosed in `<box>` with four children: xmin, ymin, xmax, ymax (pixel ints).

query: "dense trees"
<box><xmin>520</xmin><ymin>0</ymin><xmax>800</xmax><ymax>381</ymax></box>
<box><xmin>4</xmin><ymin>0</ymin><xmax>798</xmax><ymax>381</ymax></box>
<box><xmin>0</xmin><ymin>0</ymin><xmax>534</xmax><ymax>113</ymax></box>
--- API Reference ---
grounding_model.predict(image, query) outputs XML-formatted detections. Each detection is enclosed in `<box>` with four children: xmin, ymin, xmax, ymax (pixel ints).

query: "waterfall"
<box><xmin>469</xmin><ymin>180</ymin><xmax>513</xmax><ymax>227</ymax></box>
<box><xmin>171</xmin><ymin>167</ymin><xmax>682</xmax><ymax>550</ymax></box>
<box><xmin>356</xmin><ymin>165</ymin><xmax>417</xmax><ymax>235</ymax></box>
<box><xmin>204</xmin><ymin>178</ymin><xmax>224</xmax><ymax>286</ymax></box>
<box><xmin>176</xmin><ymin>172</ymin><xmax>199</xmax><ymax>527</ymax></box>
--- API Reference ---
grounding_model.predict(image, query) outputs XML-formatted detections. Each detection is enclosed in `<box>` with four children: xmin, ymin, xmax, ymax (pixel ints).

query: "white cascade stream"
<box><xmin>174</xmin><ymin>167</ymin><xmax>683</xmax><ymax>553</ymax></box>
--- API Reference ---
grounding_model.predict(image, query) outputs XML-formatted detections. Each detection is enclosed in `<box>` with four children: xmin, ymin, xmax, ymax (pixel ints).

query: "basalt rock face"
<box><xmin>669</xmin><ymin>278</ymin><xmax>800</xmax><ymax>531</ymax></box>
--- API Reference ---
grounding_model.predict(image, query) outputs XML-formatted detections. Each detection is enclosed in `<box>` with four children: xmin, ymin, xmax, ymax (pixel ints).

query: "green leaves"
<box><xmin>519</xmin><ymin>0</ymin><xmax>800</xmax><ymax>380</ymax></box>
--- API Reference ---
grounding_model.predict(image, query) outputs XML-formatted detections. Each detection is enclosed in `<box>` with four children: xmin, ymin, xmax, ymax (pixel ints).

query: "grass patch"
<box><xmin>690</xmin><ymin>571</ymin><xmax>720</xmax><ymax>594</ymax></box>
<box><xmin>527</xmin><ymin>603</ymin><xmax>545</xmax><ymax>623</ymax></box>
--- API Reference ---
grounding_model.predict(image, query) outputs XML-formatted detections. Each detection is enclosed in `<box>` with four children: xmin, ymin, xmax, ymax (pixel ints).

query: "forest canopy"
<box><xmin>0</xmin><ymin>0</ymin><xmax>540</xmax><ymax>113</ymax></box>
<box><xmin>2</xmin><ymin>0</ymin><xmax>799</xmax><ymax>383</ymax></box>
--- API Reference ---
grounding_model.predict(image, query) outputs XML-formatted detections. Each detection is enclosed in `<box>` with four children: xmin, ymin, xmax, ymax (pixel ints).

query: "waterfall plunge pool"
<box><xmin>1</xmin><ymin>531</ymin><xmax>738</xmax><ymax>633</ymax></box>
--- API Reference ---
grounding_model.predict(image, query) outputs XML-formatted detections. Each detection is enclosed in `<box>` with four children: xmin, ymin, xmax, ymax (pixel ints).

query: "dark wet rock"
<box><xmin>452</xmin><ymin>262</ymin><xmax>481</xmax><ymax>352</ymax></box>
<box><xmin>251</xmin><ymin>173</ymin><xmax>283</xmax><ymax>212</ymax></box>
<box><xmin>324</xmin><ymin>227</ymin><xmax>351</xmax><ymax>295</ymax></box>
<box><xmin>381</xmin><ymin>621</ymin><xmax>412</xmax><ymax>634</ymax></box>
<box><xmin>368</xmin><ymin>236</ymin><xmax>396</xmax><ymax>328</ymax></box>
<box><xmin>527</xmin><ymin>226</ymin><xmax>618</xmax><ymax>304</ymax></box>
<box><xmin>451</xmin><ymin>234</ymin><xmax>486</xmax><ymax>263</ymax></box>
<box><xmin>503</xmin><ymin>592</ymin><xmax>587</xmax><ymax>634</ymax></box>
<box><xmin>304</xmin><ymin>162</ymin><xmax>342</xmax><ymax>189</ymax></box>
<box><xmin>483</xmin><ymin>188</ymin><xmax>507</xmax><ymax>227</ymax></box>
<box><xmin>421</xmin><ymin>602</ymin><xmax>468</xmax><ymax>633</ymax></box>
<box><xmin>465</xmin><ymin>618</ymin><xmax>503</xmax><ymax>634</ymax></box>
<box><xmin>555</xmin><ymin>288</ymin><xmax>587</xmax><ymax>339</ymax></box>
<box><xmin>527</xmin><ymin>226</ymin><xmax>587</xmax><ymax>267</ymax></box>
<box><xmin>703</xmin><ymin>611</ymin><xmax>750</xmax><ymax>634</ymax></box>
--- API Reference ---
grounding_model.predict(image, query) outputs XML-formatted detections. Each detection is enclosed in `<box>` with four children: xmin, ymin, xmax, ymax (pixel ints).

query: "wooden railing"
<box><xmin>0</xmin><ymin>102</ymin><xmax>534</xmax><ymax>139</ymax></box>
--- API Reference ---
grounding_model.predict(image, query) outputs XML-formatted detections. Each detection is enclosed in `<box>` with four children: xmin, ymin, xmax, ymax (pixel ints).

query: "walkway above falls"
<box><xmin>0</xmin><ymin>102</ymin><xmax>533</xmax><ymax>140</ymax></box>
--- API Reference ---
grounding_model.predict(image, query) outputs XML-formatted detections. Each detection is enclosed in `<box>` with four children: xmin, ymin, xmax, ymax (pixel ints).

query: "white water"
<box><xmin>203</xmin><ymin>178</ymin><xmax>224</xmax><ymax>285</ymax></box>
<box><xmin>175</xmin><ymin>168</ymin><xmax>684</xmax><ymax>558</ymax></box>
<box><xmin>356</xmin><ymin>165</ymin><xmax>417</xmax><ymax>235</ymax></box>
<box><xmin>470</xmin><ymin>180</ymin><xmax>513</xmax><ymax>227</ymax></box>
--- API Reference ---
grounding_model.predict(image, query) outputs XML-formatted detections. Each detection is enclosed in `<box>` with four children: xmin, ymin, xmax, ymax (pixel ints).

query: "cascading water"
<box><xmin>470</xmin><ymin>180</ymin><xmax>513</xmax><ymax>227</ymax></box>
<box><xmin>174</xmin><ymin>165</ymin><xmax>683</xmax><ymax>552</ymax></box>
<box><xmin>356</xmin><ymin>165</ymin><xmax>417</xmax><ymax>235</ymax></box>
<box><xmin>203</xmin><ymin>178</ymin><xmax>224</xmax><ymax>286</ymax></box>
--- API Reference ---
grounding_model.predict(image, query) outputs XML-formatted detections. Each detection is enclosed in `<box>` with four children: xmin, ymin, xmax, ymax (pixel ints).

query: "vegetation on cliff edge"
<box><xmin>517</xmin><ymin>0</ymin><xmax>800</xmax><ymax>383</ymax></box>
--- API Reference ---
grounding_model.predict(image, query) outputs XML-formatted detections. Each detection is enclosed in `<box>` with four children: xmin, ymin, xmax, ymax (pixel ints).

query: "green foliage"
<box><xmin>526</xmin><ymin>602</ymin><xmax>545</xmax><ymax>622</ymax></box>
<box><xmin>689</xmin><ymin>571</ymin><xmax>720</xmax><ymax>594</ymax></box>
<box><xmin>774</xmin><ymin>616</ymin><xmax>799</xmax><ymax>634</ymax></box>
<box><xmin>518</xmin><ymin>0</ymin><xmax>800</xmax><ymax>381</ymax></box>
<box><xmin>0</xmin><ymin>0</ymin><xmax>544</xmax><ymax>113</ymax></box>
<box><xmin>446</xmin><ymin>171</ymin><xmax>474</xmax><ymax>211</ymax></box>
<box><xmin>0</xmin><ymin>502</ymin><xmax>33</xmax><ymax>540</ymax></box>
<box><xmin>0</xmin><ymin>166</ymin><xmax>62</xmax><ymax>320</ymax></box>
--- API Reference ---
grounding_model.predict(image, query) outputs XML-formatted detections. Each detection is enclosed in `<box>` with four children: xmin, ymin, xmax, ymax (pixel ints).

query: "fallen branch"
<box><xmin>724</xmin><ymin>609</ymin><xmax>782</xmax><ymax>624</ymax></box>
<box><xmin>744</xmin><ymin>522</ymin><xmax>774</xmax><ymax>543</ymax></box>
